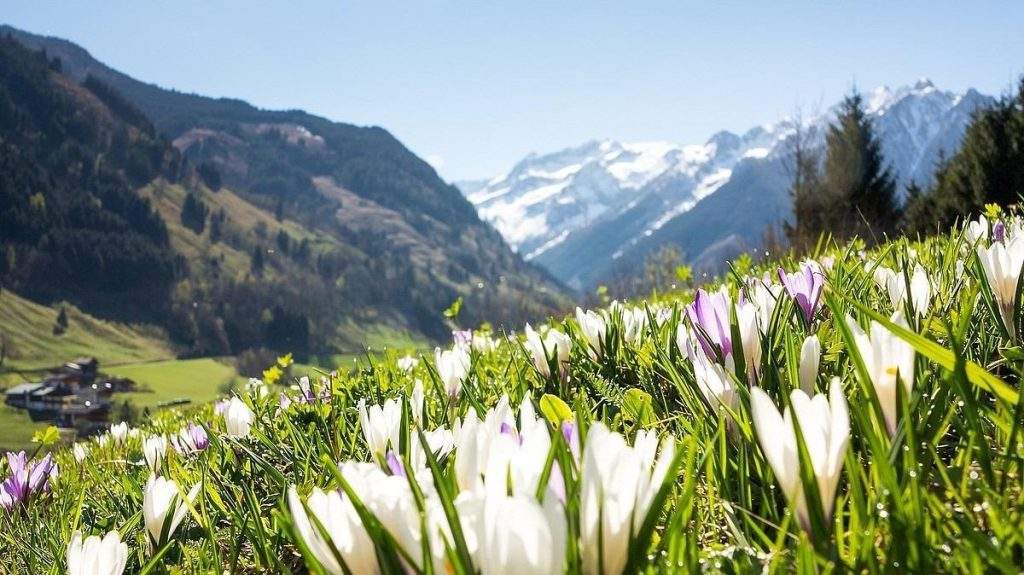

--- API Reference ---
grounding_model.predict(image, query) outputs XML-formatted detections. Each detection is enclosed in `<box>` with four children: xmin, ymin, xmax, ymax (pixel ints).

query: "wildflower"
<box><xmin>472</xmin><ymin>333</ymin><xmax>498</xmax><ymax>353</ymax></box>
<box><xmin>435</xmin><ymin>345</ymin><xmax>471</xmax><ymax>398</ymax></box>
<box><xmin>213</xmin><ymin>399</ymin><xmax>231</xmax><ymax>416</ymax></box>
<box><xmin>735</xmin><ymin>297</ymin><xmax>762</xmax><ymax>381</ymax></box>
<box><xmin>749</xmin><ymin>378</ymin><xmax>849</xmax><ymax>534</ymax></box>
<box><xmin>778</xmin><ymin>262</ymin><xmax>825</xmax><ymax>327</ymax></box>
<box><xmin>847</xmin><ymin>313</ymin><xmax>915</xmax><ymax>435</ymax></box>
<box><xmin>287</xmin><ymin>485</ymin><xmax>377</xmax><ymax>575</ymax></box>
<box><xmin>223</xmin><ymin>397</ymin><xmax>254</xmax><ymax>438</ymax></box>
<box><xmin>524</xmin><ymin>324</ymin><xmax>571</xmax><ymax>380</ymax></box>
<box><xmin>799</xmin><ymin>335</ymin><xmax>821</xmax><ymax>394</ymax></box>
<box><xmin>872</xmin><ymin>264</ymin><xmax>931</xmax><ymax>316</ymax></box>
<box><xmin>458</xmin><ymin>489</ymin><xmax>566</xmax><ymax>575</ymax></box>
<box><xmin>246</xmin><ymin>377</ymin><xmax>269</xmax><ymax>398</ymax></box>
<box><xmin>685</xmin><ymin>339</ymin><xmax>739</xmax><ymax>411</ymax></box>
<box><xmin>965</xmin><ymin>214</ymin><xmax>988</xmax><ymax>244</ymax></box>
<box><xmin>1</xmin><ymin>452</ymin><xmax>57</xmax><ymax>510</ymax></box>
<box><xmin>170</xmin><ymin>424</ymin><xmax>209</xmax><ymax>456</ymax></box>
<box><xmin>109</xmin><ymin>422</ymin><xmax>129</xmax><ymax>446</ymax></box>
<box><xmin>278</xmin><ymin>393</ymin><xmax>293</xmax><ymax>410</ymax></box>
<box><xmin>397</xmin><ymin>355</ymin><xmax>419</xmax><ymax>372</ymax></box>
<box><xmin>993</xmin><ymin>220</ymin><xmax>1006</xmax><ymax>243</ymax></box>
<box><xmin>575</xmin><ymin>307</ymin><xmax>607</xmax><ymax>359</ymax></box>
<box><xmin>411</xmin><ymin>379</ymin><xmax>425</xmax><ymax>425</ymax></box>
<box><xmin>297</xmin><ymin>376</ymin><xmax>331</xmax><ymax>403</ymax></box>
<box><xmin>453</xmin><ymin>329</ymin><xmax>473</xmax><ymax>347</ymax></box>
<box><xmin>66</xmin><ymin>530</ymin><xmax>128</xmax><ymax>575</ymax></box>
<box><xmin>580</xmin><ymin>423</ymin><xmax>676</xmax><ymax>575</ymax></box>
<box><xmin>976</xmin><ymin>236</ymin><xmax>1024</xmax><ymax>338</ymax></box>
<box><xmin>358</xmin><ymin>397</ymin><xmax>402</xmax><ymax>459</ymax></box>
<box><xmin>142</xmin><ymin>475</ymin><xmax>200</xmax><ymax>547</ymax></box>
<box><xmin>686</xmin><ymin>287</ymin><xmax>733</xmax><ymax>360</ymax></box>
<box><xmin>748</xmin><ymin>277</ymin><xmax>785</xmax><ymax>330</ymax></box>
<box><xmin>142</xmin><ymin>435</ymin><xmax>168</xmax><ymax>473</ymax></box>
<box><xmin>619</xmin><ymin>305</ymin><xmax>648</xmax><ymax>345</ymax></box>
<box><xmin>72</xmin><ymin>443</ymin><xmax>90</xmax><ymax>464</ymax></box>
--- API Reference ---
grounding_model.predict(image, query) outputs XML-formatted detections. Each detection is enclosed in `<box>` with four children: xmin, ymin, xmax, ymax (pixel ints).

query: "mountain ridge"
<box><xmin>460</xmin><ymin>79</ymin><xmax>994</xmax><ymax>290</ymax></box>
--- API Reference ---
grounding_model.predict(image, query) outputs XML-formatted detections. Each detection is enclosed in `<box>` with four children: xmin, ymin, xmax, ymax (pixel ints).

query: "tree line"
<box><xmin>785</xmin><ymin>80</ymin><xmax>1024</xmax><ymax>250</ymax></box>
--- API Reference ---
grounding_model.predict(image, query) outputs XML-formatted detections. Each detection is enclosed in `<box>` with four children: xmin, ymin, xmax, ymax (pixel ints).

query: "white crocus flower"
<box><xmin>750</xmin><ymin>378</ymin><xmax>849</xmax><ymax>533</ymax></box>
<box><xmin>847</xmin><ymin>314</ymin><xmax>915</xmax><ymax>436</ymax></box>
<box><xmin>873</xmin><ymin>264</ymin><xmax>932</xmax><ymax>316</ymax></box>
<box><xmin>580</xmin><ymin>423</ymin><xmax>676</xmax><ymax>575</ymax></box>
<box><xmin>524</xmin><ymin>324</ymin><xmax>571</xmax><ymax>379</ymax></box>
<box><xmin>748</xmin><ymin>279</ymin><xmax>785</xmax><ymax>333</ymax></box>
<box><xmin>735</xmin><ymin>298</ymin><xmax>762</xmax><ymax>382</ymax></box>
<box><xmin>143</xmin><ymin>475</ymin><xmax>200</xmax><ymax>547</ymax></box>
<box><xmin>223</xmin><ymin>397</ymin><xmax>254</xmax><ymax>438</ymax></box>
<box><xmin>575</xmin><ymin>307</ymin><xmax>607</xmax><ymax>359</ymax></box>
<box><xmin>358</xmin><ymin>398</ymin><xmax>402</xmax><ymax>459</ymax></box>
<box><xmin>109</xmin><ymin>422</ymin><xmax>129</xmax><ymax>446</ymax></box>
<box><xmin>142</xmin><ymin>435</ymin><xmax>168</xmax><ymax>473</ymax></box>
<box><xmin>472</xmin><ymin>333</ymin><xmax>498</xmax><ymax>353</ymax></box>
<box><xmin>396</xmin><ymin>355</ymin><xmax>419</xmax><ymax>373</ymax></box>
<box><xmin>620</xmin><ymin>306</ymin><xmax>648</xmax><ymax>345</ymax></box>
<box><xmin>66</xmin><ymin>530</ymin><xmax>128</xmax><ymax>575</ymax></box>
<box><xmin>457</xmin><ymin>488</ymin><xmax>566</xmax><ymax>575</ymax></box>
<box><xmin>684</xmin><ymin>337</ymin><xmax>738</xmax><ymax>412</ymax></box>
<box><xmin>965</xmin><ymin>214</ymin><xmax>988</xmax><ymax>244</ymax></box>
<box><xmin>435</xmin><ymin>345</ymin><xmax>471</xmax><ymax>398</ymax></box>
<box><xmin>411</xmin><ymin>379</ymin><xmax>425</xmax><ymax>425</ymax></box>
<box><xmin>72</xmin><ymin>443</ymin><xmax>90</xmax><ymax>464</ymax></box>
<box><xmin>799</xmin><ymin>335</ymin><xmax>821</xmax><ymax>394</ymax></box>
<box><xmin>977</xmin><ymin>236</ymin><xmax>1024</xmax><ymax>337</ymax></box>
<box><xmin>288</xmin><ymin>485</ymin><xmax>378</xmax><ymax>575</ymax></box>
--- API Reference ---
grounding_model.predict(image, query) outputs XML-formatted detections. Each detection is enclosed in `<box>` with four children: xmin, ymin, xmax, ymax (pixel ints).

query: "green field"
<box><xmin>0</xmin><ymin>290</ymin><xmax>174</xmax><ymax>370</ymax></box>
<box><xmin>105</xmin><ymin>358</ymin><xmax>241</xmax><ymax>411</ymax></box>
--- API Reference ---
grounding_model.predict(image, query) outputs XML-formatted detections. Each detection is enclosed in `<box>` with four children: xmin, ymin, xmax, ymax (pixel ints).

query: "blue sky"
<box><xmin>4</xmin><ymin>2</ymin><xmax>1023</xmax><ymax>181</ymax></box>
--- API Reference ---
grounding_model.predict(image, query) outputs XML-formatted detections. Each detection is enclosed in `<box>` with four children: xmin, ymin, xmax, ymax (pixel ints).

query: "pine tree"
<box><xmin>251</xmin><ymin>245</ymin><xmax>265</xmax><ymax>276</ymax></box>
<box><xmin>904</xmin><ymin>79</ymin><xmax>1024</xmax><ymax>234</ymax></box>
<box><xmin>784</xmin><ymin>114</ymin><xmax>826</xmax><ymax>251</ymax></box>
<box><xmin>821</xmin><ymin>91</ymin><xmax>900</xmax><ymax>242</ymax></box>
<box><xmin>181</xmin><ymin>192</ymin><xmax>209</xmax><ymax>234</ymax></box>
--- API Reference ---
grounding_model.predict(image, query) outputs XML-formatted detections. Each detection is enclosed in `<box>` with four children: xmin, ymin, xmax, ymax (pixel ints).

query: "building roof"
<box><xmin>5</xmin><ymin>382</ymin><xmax>44</xmax><ymax>395</ymax></box>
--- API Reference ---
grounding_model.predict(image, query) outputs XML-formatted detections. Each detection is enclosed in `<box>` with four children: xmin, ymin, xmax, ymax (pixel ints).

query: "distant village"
<box><xmin>3</xmin><ymin>357</ymin><xmax>137</xmax><ymax>436</ymax></box>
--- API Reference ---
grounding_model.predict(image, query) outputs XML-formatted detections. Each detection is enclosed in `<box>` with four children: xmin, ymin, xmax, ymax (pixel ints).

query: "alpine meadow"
<box><xmin>2</xmin><ymin>5</ymin><xmax>1024</xmax><ymax>575</ymax></box>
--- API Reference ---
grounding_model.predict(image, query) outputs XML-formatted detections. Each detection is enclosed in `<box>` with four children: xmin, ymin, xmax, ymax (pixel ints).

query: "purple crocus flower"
<box><xmin>171</xmin><ymin>424</ymin><xmax>209</xmax><ymax>455</ymax></box>
<box><xmin>452</xmin><ymin>329</ymin><xmax>473</xmax><ymax>348</ymax></box>
<box><xmin>1</xmin><ymin>452</ymin><xmax>57</xmax><ymax>510</ymax></box>
<box><xmin>499</xmin><ymin>421</ymin><xmax>523</xmax><ymax>445</ymax></box>
<box><xmin>560</xmin><ymin>420</ymin><xmax>580</xmax><ymax>460</ymax></box>
<box><xmin>993</xmin><ymin>220</ymin><xmax>1006</xmax><ymax>243</ymax></box>
<box><xmin>385</xmin><ymin>451</ymin><xmax>406</xmax><ymax>477</ymax></box>
<box><xmin>686</xmin><ymin>288</ymin><xmax>733</xmax><ymax>361</ymax></box>
<box><xmin>778</xmin><ymin>263</ymin><xmax>825</xmax><ymax>326</ymax></box>
<box><xmin>297</xmin><ymin>376</ymin><xmax>332</xmax><ymax>404</ymax></box>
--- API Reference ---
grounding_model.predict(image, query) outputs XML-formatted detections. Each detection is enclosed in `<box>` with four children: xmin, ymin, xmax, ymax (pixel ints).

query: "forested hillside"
<box><xmin>0</xmin><ymin>28</ymin><xmax>568</xmax><ymax>358</ymax></box>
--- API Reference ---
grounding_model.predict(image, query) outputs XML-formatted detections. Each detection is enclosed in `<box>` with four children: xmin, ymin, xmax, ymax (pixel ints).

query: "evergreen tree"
<box><xmin>784</xmin><ymin>115</ymin><xmax>826</xmax><ymax>251</ymax></box>
<box><xmin>821</xmin><ymin>91</ymin><xmax>900</xmax><ymax>242</ymax></box>
<box><xmin>53</xmin><ymin>305</ymin><xmax>68</xmax><ymax>335</ymax></box>
<box><xmin>181</xmin><ymin>192</ymin><xmax>209</xmax><ymax>234</ymax></box>
<box><xmin>251</xmin><ymin>245</ymin><xmax>265</xmax><ymax>276</ymax></box>
<box><xmin>276</xmin><ymin>229</ymin><xmax>291</xmax><ymax>255</ymax></box>
<box><xmin>904</xmin><ymin>79</ymin><xmax>1024</xmax><ymax>234</ymax></box>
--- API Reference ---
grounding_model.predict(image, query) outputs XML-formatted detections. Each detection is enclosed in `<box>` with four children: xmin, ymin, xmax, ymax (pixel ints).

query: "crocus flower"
<box><xmin>735</xmin><ymin>297</ymin><xmax>762</xmax><ymax>382</ymax></box>
<box><xmin>435</xmin><ymin>345</ymin><xmax>471</xmax><ymax>398</ymax></box>
<box><xmin>847</xmin><ymin>313</ymin><xmax>915</xmax><ymax>435</ymax></box>
<box><xmin>453</xmin><ymin>329</ymin><xmax>473</xmax><ymax>348</ymax></box>
<box><xmin>523</xmin><ymin>324</ymin><xmax>571</xmax><ymax>380</ymax></box>
<box><xmin>779</xmin><ymin>262</ymin><xmax>825</xmax><ymax>327</ymax></box>
<box><xmin>472</xmin><ymin>333</ymin><xmax>498</xmax><ymax>353</ymax></box>
<box><xmin>457</xmin><ymin>489</ymin><xmax>566</xmax><ymax>575</ymax></box>
<box><xmin>143</xmin><ymin>475</ymin><xmax>200</xmax><ymax>547</ymax></box>
<box><xmin>170</xmin><ymin>424</ymin><xmax>209</xmax><ymax>456</ymax></box>
<box><xmin>72</xmin><ymin>443</ymin><xmax>90</xmax><ymax>464</ymax></box>
<box><xmin>965</xmin><ymin>214</ymin><xmax>988</xmax><ymax>244</ymax></box>
<box><xmin>288</xmin><ymin>485</ymin><xmax>378</xmax><ymax>575</ymax></box>
<box><xmin>750</xmin><ymin>378</ymin><xmax>849</xmax><ymax>533</ymax></box>
<box><xmin>1</xmin><ymin>452</ymin><xmax>57</xmax><ymax>510</ymax></box>
<box><xmin>66</xmin><ymin>530</ymin><xmax>128</xmax><ymax>575</ymax></box>
<box><xmin>686</xmin><ymin>287</ymin><xmax>733</xmax><ymax>360</ymax></box>
<box><xmin>575</xmin><ymin>307</ymin><xmax>607</xmax><ymax>359</ymax></box>
<box><xmin>109</xmin><ymin>422</ymin><xmax>129</xmax><ymax>446</ymax></box>
<box><xmin>620</xmin><ymin>305</ymin><xmax>648</xmax><ymax>345</ymax></box>
<box><xmin>142</xmin><ymin>435</ymin><xmax>168</xmax><ymax>473</ymax></box>
<box><xmin>799</xmin><ymin>335</ymin><xmax>821</xmax><ymax>394</ymax></box>
<box><xmin>748</xmin><ymin>277</ymin><xmax>785</xmax><ymax>331</ymax></box>
<box><xmin>397</xmin><ymin>355</ymin><xmax>419</xmax><ymax>373</ymax></box>
<box><xmin>358</xmin><ymin>397</ymin><xmax>402</xmax><ymax>459</ymax></box>
<box><xmin>223</xmin><ymin>397</ymin><xmax>254</xmax><ymax>438</ymax></box>
<box><xmin>977</xmin><ymin>236</ymin><xmax>1024</xmax><ymax>338</ymax></box>
<box><xmin>993</xmin><ymin>220</ymin><xmax>1006</xmax><ymax>243</ymax></box>
<box><xmin>872</xmin><ymin>264</ymin><xmax>931</xmax><ymax>317</ymax></box>
<box><xmin>580</xmin><ymin>423</ymin><xmax>676</xmax><ymax>575</ymax></box>
<box><xmin>684</xmin><ymin>337</ymin><xmax>738</xmax><ymax>411</ymax></box>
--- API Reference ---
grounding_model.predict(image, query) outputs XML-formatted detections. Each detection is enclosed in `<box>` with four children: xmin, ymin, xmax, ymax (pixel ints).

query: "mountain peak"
<box><xmin>913</xmin><ymin>77</ymin><xmax>936</xmax><ymax>91</ymax></box>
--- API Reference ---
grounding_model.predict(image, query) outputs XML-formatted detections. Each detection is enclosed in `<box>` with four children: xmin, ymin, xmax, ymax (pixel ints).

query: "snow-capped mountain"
<box><xmin>458</xmin><ymin>79</ymin><xmax>992</xmax><ymax>290</ymax></box>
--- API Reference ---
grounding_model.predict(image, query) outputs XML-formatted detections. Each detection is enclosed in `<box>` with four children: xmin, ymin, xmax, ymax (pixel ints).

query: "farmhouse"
<box><xmin>3</xmin><ymin>357</ymin><xmax>135</xmax><ymax>435</ymax></box>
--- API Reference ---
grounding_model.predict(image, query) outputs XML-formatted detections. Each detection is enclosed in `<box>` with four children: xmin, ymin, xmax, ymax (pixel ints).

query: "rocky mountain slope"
<box><xmin>461</xmin><ymin>80</ymin><xmax>993</xmax><ymax>289</ymax></box>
